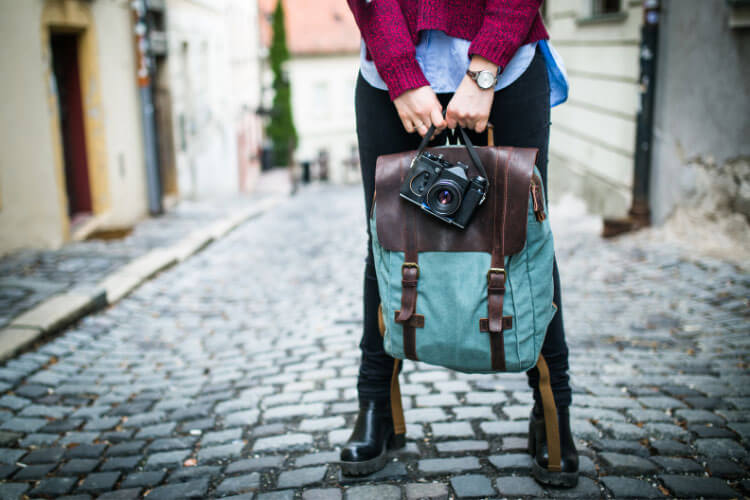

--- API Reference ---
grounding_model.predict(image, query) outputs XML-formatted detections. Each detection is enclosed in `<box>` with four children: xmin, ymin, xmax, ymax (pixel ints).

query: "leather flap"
<box><xmin>374</xmin><ymin>145</ymin><xmax>538</xmax><ymax>255</ymax></box>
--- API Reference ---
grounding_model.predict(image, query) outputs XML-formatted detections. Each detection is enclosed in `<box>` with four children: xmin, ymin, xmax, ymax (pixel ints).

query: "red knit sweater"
<box><xmin>346</xmin><ymin>0</ymin><xmax>548</xmax><ymax>100</ymax></box>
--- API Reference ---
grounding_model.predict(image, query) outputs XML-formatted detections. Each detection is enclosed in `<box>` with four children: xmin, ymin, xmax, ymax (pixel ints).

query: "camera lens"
<box><xmin>427</xmin><ymin>181</ymin><xmax>462</xmax><ymax>215</ymax></box>
<box><xmin>437</xmin><ymin>189</ymin><xmax>453</xmax><ymax>205</ymax></box>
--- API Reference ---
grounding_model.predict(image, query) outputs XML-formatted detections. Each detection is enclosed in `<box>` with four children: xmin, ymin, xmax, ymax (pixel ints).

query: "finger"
<box><xmin>475</xmin><ymin>119</ymin><xmax>487</xmax><ymax>134</ymax></box>
<box><xmin>411</xmin><ymin>117</ymin><xmax>427</xmax><ymax>136</ymax></box>
<box><xmin>455</xmin><ymin>110</ymin><xmax>471</xmax><ymax>130</ymax></box>
<box><xmin>445</xmin><ymin>106</ymin><xmax>457</xmax><ymax>130</ymax></box>
<box><xmin>417</xmin><ymin>122</ymin><xmax>430</xmax><ymax>137</ymax></box>
<box><xmin>403</xmin><ymin>119</ymin><xmax>415</xmax><ymax>134</ymax></box>
<box><xmin>430</xmin><ymin>106</ymin><xmax>446</xmax><ymax>132</ymax></box>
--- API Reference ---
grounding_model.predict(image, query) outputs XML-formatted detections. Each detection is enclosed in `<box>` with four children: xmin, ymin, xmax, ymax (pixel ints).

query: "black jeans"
<box><xmin>355</xmin><ymin>48</ymin><xmax>571</xmax><ymax>409</ymax></box>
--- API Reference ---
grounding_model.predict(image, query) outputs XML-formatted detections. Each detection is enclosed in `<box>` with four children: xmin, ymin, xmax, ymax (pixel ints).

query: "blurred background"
<box><xmin>0</xmin><ymin>2</ymin><xmax>747</xmax><ymax>497</ymax></box>
<box><xmin>0</xmin><ymin>0</ymin><xmax>748</xmax><ymax>257</ymax></box>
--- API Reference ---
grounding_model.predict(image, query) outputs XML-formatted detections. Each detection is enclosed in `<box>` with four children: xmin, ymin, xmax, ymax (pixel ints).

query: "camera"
<box><xmin>399</xmin><ymin>151</ymin><xmax>488</xmax><ymax>229</ymax></box>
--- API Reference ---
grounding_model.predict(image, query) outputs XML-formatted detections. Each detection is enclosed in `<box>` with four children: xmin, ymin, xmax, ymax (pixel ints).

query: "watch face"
<box><xmin>477</xmin><ymin>71</ymin><xmax>495</xmax><ymax>89</ymax></box>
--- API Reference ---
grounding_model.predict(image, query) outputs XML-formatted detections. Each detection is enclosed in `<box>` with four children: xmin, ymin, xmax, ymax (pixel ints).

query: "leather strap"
<box><xmin>390</xmin><ymin>359</ymin><xmax>405</xmax><ymax>437</ymax></box>
<box><xmin>479</xmin><ymin>316</ymin><xmax>513</xmax><ymax>331</ymax></box>
<box><xmin>395</xmin><ymin>158</ymin><xmax>420</xmax><ymax>361</ymax></box>
<box><xmin>415</xmin><ymin>122</ymin><xmax>489</xmax><ymax>181</ymax></box>
<box><xmin>391</xmin><ymin>359</ymin><xmax>406</xmax><ymax>436</ymax></box>
<box><xmin>377</xmin><ymin>304</ymin><xmax>385</xmax><ymax>337</ymax></box>
<box><xmin>486</xmin><ymin>151</ymin><xmax>508</xmax><ymax>371</ymax></box>
<box><xmin>537</xmin><ymin>354</ymin><xmax>562</xmax><ymax>472</ymax></box>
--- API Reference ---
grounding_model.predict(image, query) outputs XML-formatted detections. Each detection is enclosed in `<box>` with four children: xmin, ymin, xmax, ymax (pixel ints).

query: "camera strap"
<box><xmin>416</xmin><ymin>125</ymin><xmax>490</xmax><ymax>182</ymax></box>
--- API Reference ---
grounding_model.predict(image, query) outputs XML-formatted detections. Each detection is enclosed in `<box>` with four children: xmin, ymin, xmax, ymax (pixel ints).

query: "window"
<box><xmin>592</xmin><ymin>0</ymin><xmax>621</xmax><ymax>16</ymax></box>
<box><xmin>577</xmin><ymin>0</ymin><xmax>627</xmax><ymax>25</ymax></box>
<box><xmin>312</xmin><ymin>82</ymin><xmax>330</xmax><ymax>117</ymax></box>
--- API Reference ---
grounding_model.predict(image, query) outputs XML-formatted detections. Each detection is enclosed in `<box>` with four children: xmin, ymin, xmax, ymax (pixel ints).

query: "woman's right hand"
<box><xmin>393</xmin><ymin>86</ymin><xmax>446</xmax><ymax>137</ymax></box>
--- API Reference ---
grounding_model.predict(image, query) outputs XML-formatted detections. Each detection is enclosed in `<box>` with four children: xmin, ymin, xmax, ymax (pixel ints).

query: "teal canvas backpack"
<box><xmin>372</xmin><ymin>127</ymin><xmax>557</xmax><ymax>374</ymax></box>
<box><xmin>371</xmin><ymin>126</ymin><xmax>565</xmax><ymax>473</ymax></box>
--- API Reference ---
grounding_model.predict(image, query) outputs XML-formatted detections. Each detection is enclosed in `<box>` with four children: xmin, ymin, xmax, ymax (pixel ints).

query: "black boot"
<box><xmin>339</xmin><ymin>399</ymin><xmax>405</xmax><ymax>476</ymax></box>
<box><xmin>528</xmin><ymin>404</ymin><xmax>579</xmax><ymax>488</ymax></box>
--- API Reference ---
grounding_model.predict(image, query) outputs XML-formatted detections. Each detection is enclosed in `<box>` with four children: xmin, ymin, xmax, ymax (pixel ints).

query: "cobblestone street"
<box><xmin>0</xmin><ymin>184</ymin><xmax>747</xmax><ymax>499</ymax></box>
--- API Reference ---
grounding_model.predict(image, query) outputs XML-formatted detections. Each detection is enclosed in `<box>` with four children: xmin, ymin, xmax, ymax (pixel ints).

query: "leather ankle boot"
<box><xmin>339</xmin><ymin>399</ymin><xmax>405</xmax><ymax>476</ymax></box>
<box><xmin>528</xmin><ymin>404</ymin><xmax>579</xmax><ymax>488</ymax></box>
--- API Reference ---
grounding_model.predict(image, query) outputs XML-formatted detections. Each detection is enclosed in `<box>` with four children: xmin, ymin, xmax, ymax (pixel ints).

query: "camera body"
<box><xmin>399</xmin><ymin>151</ymin><xmax>488</xmax><ymax>229</ymax></box>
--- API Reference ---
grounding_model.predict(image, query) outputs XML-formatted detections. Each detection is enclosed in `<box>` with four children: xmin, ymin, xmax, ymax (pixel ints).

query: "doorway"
<box><xmin>50</xmin><ymin>32</ymin><xmax>92</xmax><ymax>222</ymax></box>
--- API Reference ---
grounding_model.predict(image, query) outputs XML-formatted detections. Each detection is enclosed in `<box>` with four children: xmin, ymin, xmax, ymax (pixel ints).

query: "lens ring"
<box><xmin>427</xmin><ymin>180</ymin><xmax>463</xmax><ymax>215</ymax></box>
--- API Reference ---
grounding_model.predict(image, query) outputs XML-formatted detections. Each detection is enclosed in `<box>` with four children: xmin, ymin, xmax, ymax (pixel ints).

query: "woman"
<box><xmin>341</xmin><ymin>0</ymin><xmax>578</xmax><ymax>488</ymax></box>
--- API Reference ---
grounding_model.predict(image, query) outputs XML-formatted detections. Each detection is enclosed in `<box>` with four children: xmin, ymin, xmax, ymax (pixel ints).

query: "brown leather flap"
<box><xmin>374</xmin><ymin>145</ymin><xmax>538</xmax><ymax>255</ymax></box>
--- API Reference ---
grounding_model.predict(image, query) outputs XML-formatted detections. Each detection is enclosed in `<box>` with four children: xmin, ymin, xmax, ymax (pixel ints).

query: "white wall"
<box><xmin>651</xmin><ymin>0</ymin><xmax>750</xmax><ymax>224</ymax></box>
<box><xmin>92</xmin><ymin>0</ymin><xmax>148</xmax><ymax>227</ymax></box>
<box><xmin>288</xmin><ymin>54</ymin><xmax>360</xmax><ymax>184</ymax></box>
<box><xmin>224</xmin><ymin>0</ymin><xmax>264</xmax><ymax>192</ymax></box>
<box><xmin>546</xmin><ymin>0</ymin><xmax>642</xmax><ymax>216</ymax></box>
<box><xmin>167</xmin><ymin>0</ymin><xmax>238</xmax><ymax>198</ymax></box>
<box><xmin>0</xmin><ymin>0</ymin><xmax>66</xmax><ymax>254</ymax></box>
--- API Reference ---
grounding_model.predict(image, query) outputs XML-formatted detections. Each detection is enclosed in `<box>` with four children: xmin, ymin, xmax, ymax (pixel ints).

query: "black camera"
<box><xmin>399</xmin><ymin>151</ymin><xmax>488</xmax><ymax>229</ymax></box>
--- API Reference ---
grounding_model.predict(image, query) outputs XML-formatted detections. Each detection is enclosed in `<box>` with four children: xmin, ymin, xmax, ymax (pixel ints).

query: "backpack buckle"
<box><xmin>487</xmin><ymin>267</ymin><xmax>506</xmax><ymax>284</ymax></box>
<box><xmin>402</xmin><ymin>262</ymin><xmax>420</xmax><ymax>279</ymax></box>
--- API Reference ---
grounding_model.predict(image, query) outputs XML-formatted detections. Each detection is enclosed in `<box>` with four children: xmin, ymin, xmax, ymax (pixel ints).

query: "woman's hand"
<box><xmin>446</xmin><ymin>56</ymin><xmax>498</xmax><ymax>133</ymax></box>
<box><xmin>393</xmin><ymin>86</ymin><xmax>446</xmax><ymax>137</ymax></box>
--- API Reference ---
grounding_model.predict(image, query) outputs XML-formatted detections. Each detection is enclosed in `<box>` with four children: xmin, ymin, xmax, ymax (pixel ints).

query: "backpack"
<box><xmin>371</xmin><ymin>128</ymin><xmax>557</xmax><ymax>373</ymax></box>
<box><xmin>371</xmin><ymin>127</ymin><xmax>564</xmax><ymax>472</ymax></box>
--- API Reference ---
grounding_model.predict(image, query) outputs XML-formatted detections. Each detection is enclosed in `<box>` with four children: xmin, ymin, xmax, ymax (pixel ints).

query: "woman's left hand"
<box><xmin>445</xmin><ymin>56</ymin><xmax>498</xmax><ymax>133</ymax></box>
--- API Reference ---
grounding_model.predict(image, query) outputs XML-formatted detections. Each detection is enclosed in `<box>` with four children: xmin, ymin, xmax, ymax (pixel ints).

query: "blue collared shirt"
<box><xmin>360</xmin><ymin>29</ymin><xmax>569</xmax><ymax>107</ymax></box>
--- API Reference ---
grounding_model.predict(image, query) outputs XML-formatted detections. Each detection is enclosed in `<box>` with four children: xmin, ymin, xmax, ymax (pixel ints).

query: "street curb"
<box><xmin>0</xmin><ymin>196</ymin><xmax>281</xmax><ymax>361</ymax></box>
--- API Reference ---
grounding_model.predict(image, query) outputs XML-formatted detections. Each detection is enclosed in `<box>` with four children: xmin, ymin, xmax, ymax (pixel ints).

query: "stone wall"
<box><xmin>651</xmin><ymin>0</ymin><xmax>750</xmax><ymax>255</ymax></box>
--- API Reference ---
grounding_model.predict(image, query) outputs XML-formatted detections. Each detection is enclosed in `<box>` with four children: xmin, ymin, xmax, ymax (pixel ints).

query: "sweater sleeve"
<box><xmin>468</xmin><ymin>0</ymin><xmax>543</xmax><ymax>70</ymax></box>
<box><xmin>346</xmin><ymin>0</ymin><xmax>430</xmax><ymax>100</ymax></box>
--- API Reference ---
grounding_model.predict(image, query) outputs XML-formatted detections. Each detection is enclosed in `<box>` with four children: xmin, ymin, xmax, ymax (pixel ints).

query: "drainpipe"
<box><xmin>132</xmin><ymin>0</ymin><xmax>163</xmax><ymax>215</ymax></box>
<box><xmin>602</xmin><ymin>0</ymin><xmax>660</xmax><ymax>237</ymax></box>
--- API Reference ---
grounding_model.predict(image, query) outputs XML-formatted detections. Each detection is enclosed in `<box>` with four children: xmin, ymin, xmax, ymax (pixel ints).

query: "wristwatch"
<box><xmin>466</xmin><ymin>69</ymin><xmax>498</xmax><ymax>90</ymax></box>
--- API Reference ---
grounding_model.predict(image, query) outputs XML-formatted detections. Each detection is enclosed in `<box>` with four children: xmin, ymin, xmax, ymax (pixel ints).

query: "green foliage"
<box><xmin>266</xmin><ymin>0</ymin><xmax>297</xmax><ymax>166</ymax></box>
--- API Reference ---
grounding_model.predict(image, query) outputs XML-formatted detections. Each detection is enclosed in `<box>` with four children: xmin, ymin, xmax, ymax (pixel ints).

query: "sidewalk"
<box><xmin>0</xmin><ymin>174</ymin><xmax>287</xmax><ymax>361</ymax></box>
<box><xmin>0</xmin><ymin>183</ymin><xmax>745</xmax><ymax>499</ymax></box>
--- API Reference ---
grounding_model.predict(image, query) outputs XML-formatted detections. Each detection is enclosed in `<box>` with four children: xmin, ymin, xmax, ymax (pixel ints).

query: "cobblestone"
<box><xmin>0</xmin><ymin>186</ymin><xmax>745</xmax><ymax>498</ymax></box>
<box><xmin>419</xmin><ymin>457</ymin><xmax>481</xmax><ymax>474</ymax></box>
<box><xmin>404</xmin><ymin>482</ymin><xmax>449</xmax><ymax>500</ymax></box>
<box><xmin>695</xmin><ymin>437</ymin><xmax>748</xmax><ymax>458</ymax></box>
<box><xmin>277</xmin><ymin>465</ymin><xmax>327</xmax><ymax>488</ymax></box>
<box><xmin>215</xmin><ymin>472</ymin><xmax>261</xmax><ymax>495</ymax></box>
<box><xmin>302</xmin><ymin>488</ymin><xmax>342</xmax><ymax>500</ymax></box>
<box><xmin>660</xmin><ymin>474</ymin><xmax>738</xmax><ymax>498</ymax></box>
<box><xmin>344</xmin><ymin>485</ymin><xmax>400</xmax><ymax>500</ymax></box>
<box><xmin>495</xmin><ymin>476</ymin><xmax>544</xmax><ymax>497</ymax></box>
<box><xmin>488</xmin><ymin>453</ymin><xmax>533</xmax><ymax>472</ymax></box>
<box><xmin>450</xmin><ymin>474</ymin><xmax>495</xmax><ymax>498</ymax></box>
<box><xmin>601</xmin><ymin>476</ymin><xmax>664</xmax><ymax>498</ymax></box>
<box><xmin>599</xmin><ymin>452</ymin><xmax>659</xmax><ymax>474</ymax></box>
<box><xmin>146</xmin><ymin>478</ymin><xmax>209</xmax><ymax>500</ymax></box>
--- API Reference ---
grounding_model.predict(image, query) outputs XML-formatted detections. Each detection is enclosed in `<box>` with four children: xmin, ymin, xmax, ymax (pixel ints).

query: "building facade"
<box><xmin>0</xmin><ymin>0</ymin><xmax>266</xmax><ymax>256</ymax></box>
<box><xmin>165</xmin><ymin>0</ymin><xmax>265</xmax><ymax>199</ymax></box>
<box><xmin>0</xmin><ymin>0</ymin><xmax>150</xmax><ymax>255</ymax></box>
<box><xmin>259</xmin><ymin>0</ymin><xmax>361</xmax><ymax>184</ymax></box>
<box><xmin>545</xmin><ymin>0</ymin><xmax>749</xmax><ymax>243</ymax></box>
<box><xmin>545</xmin><ymin>0</ymin><xmax>644</xmax><ymax>217</ymax></box>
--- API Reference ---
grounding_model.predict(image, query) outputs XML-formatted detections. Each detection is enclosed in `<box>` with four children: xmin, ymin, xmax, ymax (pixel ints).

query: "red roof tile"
<box><xmin>259</xmin><ymin>0</ymin><xmax>360</xmax><ymax>56</ymax></box>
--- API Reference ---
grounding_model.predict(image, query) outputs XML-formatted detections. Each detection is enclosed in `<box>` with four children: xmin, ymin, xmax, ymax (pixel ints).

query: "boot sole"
<box><xmin>339</xmin><ymin>433</ymin><xmax>405</xmax><ymax>477</ymax></box>
<box><xmin>531</xmin><ymin>462</ymin><xmax>579</xmax><ymax>488</ymax></box>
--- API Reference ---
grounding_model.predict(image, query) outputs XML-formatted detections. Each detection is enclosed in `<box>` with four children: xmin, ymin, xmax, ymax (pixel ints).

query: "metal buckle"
<box><xmin>487</xmin><ymin>267</ymin><xmax>506</xmax><ymax>284</ymax></box>
<box><xmin>402</xmin><ymin>262</ymin><xmax>420</xmax><ymax>279</ymax></box>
